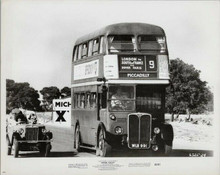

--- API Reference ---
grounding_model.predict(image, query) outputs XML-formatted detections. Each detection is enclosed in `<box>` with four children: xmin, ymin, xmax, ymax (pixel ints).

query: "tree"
<box><xmin>166</xmin><ymin>58</ymin><xmax>212</xmax><ymax>121</ymax></box>
<box><xmin>6</xmin><ymin>79</ymin><xmax>41</xmax><ymax>113</ymax></box>
<box><xmin>60</xmin><ymin>87</ymin><xmax>71</xmax><ymax>98</ymax></box>
<box><xmin>40</xmin><ymin>87</ymin><xmax>61</xmax><ymax>110</ymax></box>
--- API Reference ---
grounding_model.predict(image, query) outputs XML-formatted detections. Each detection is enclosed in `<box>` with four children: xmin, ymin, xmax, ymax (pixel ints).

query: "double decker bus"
<box><xmin>71</xmin><ymin>23</ymin><xmax>174</xmax><ymax>157</ymax></box>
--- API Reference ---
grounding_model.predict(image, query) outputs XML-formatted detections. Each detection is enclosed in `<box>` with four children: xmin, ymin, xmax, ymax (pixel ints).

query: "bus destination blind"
<box><xmin>118</xmin><ymin>55</ymin><xmax>157</xmax><ymax>78</ymax></box>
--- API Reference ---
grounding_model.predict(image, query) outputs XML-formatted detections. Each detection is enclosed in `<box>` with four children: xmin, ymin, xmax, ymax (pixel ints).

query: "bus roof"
<box><xmin>75</xmin><ymin>23</ymin><xmax>165</xmax><ymax>45</ymax></box>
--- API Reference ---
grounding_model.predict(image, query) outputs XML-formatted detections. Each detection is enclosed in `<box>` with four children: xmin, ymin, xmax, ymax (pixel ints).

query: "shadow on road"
<box><xmin>102</xmin><ymin>149</ymin><xmax>213</xmax><ymax>157</ymax></box>
<box><xmin>16</xmin><ymin>149</ymin><xmax>213</xmax><ymax>158</ymax></box>
<box><xmin>170</xmin><ymin>149</ymin><xmax>213</xmax><ymax>157</ymax></box>
<box><xmin>17</xmin><ymin>151</ymin><xmax>77</xmax><ymax>158</ymax></box>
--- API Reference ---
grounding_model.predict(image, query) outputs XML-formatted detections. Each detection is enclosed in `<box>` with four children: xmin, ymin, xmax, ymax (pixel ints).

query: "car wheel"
<box><xmin>96</xmin><ymin>129</ymin><xmax>111</xmax><ymax>157</ymax></box>
<box><xmin>45</xmin><ymin>143</ymin><xmax>51</xmax><ymax>157</ymax></box>
<box><xmin>39</xmin><ymin>143</ymin><xmax>46</xmax><ymax>154</ymax></box>
<box><xmin>6</xmin><ymin>136</ymin><xmax>12</xmax><ymax>155</ymax></box>
<box><xmin>75</xmin><ymin>126</ymin><xmax>81</xmax><ymax>152</ymax></box>
<box><xmin>13</xmin><ymin>137</ymin><xmax>19</xmax><ymax>158</ymax></box>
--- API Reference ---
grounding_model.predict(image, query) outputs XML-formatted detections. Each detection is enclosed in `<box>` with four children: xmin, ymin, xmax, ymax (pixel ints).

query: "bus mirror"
<box><xmin>97</xmin><ymin>77</ymin><xmax>106</xmax><ymax>82</ymax></box>
<box><xmin>97</xmin><ymin>78</ymin><xmax>103</xmax><ymax>82</ymax></box>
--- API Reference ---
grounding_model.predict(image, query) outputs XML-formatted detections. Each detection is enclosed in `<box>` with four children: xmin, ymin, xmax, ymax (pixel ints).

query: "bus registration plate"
<box><xmin>131</xmin><ymin>144</ymin><xmax>148</xmax><ymax>148</ymax></box>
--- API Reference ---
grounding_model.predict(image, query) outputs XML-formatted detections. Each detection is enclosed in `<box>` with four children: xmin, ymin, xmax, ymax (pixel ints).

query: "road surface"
<box><xmin>7</xmin><ymin>125</ymin><xmax>213</xmax><ymax>158</ymax></box>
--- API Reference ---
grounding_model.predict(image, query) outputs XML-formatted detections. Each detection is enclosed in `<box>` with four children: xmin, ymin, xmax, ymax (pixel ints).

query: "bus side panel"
<box><xmin>72</xmin><ymin>109</ymin><xmax>97</xmax><ymax>145</ymax></box>
<box><xmin>99</xmin><ymin>109</ymin><xmax>108</xmax><ymax>128</ymax></box>
<box><xmin>72</xmin><ymin>54</ymin><xmax>104</xmax><ymax>85</ymax></box>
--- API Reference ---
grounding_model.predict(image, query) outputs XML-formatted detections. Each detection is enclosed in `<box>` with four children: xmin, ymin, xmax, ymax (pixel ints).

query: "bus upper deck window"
<box><xmin>99</xmin><ymin>36</ymin><xmax>104</xmax><ymax>54</ymax></box>
<box><xmin>88</xmin><ymin>40</ymin><xmax>93</xmax><ymax>57</ymax></box>
<box><xmin>156</xmin><ymin>37</ymin><xmax>166</xmax><ymax>53</ymax></box>
<box><xmin>82</xmin><ymin>43</ymin><xmax>88</xmax><ymax>58</ymax></box>
<box><xmin>92</xmin><ymin>38</ymin><xmax>99</xmax><ymax>55</ymax></box>
<box><xmin>138</xmin><ymin>35</ymin><xmax>166</xmax><ymax>53</ymax></box>
<box><xmin>108</xmin><ymin>35</ymin><xmax>135</xmax><ymax>53</ymax></box>
<box><xmin>73</xmin><ymin>46</ymin><xmax>78</xmax><ymax>61</ymax></box>
<box><xmin>78</xmin><ymin>45</ymin><xmax>82</xmax><ymax>60</ymax></box>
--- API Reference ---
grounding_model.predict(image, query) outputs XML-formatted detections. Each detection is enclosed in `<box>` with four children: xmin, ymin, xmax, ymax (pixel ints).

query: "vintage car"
<box><xmin>6</xmin><ymin>119</ymin><xmax>53</xmax><ymax>158</ymax></box>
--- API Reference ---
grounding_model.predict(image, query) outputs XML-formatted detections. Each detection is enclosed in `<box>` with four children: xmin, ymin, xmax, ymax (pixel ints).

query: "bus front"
<box><xmin>99</xmin><ymin>30</ymin><xmax>174</xmax><ymax>155</ymax></box>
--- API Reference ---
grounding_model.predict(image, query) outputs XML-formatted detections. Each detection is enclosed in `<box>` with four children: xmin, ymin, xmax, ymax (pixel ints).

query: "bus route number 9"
<box><xmin>149</xmin><ymin>60</ymin><xmax>155</xmax><ymax>69</ymax></box>
<box><xmin>147</xmin><ymin>59</ymin><xmax>157</xmax><ymax>71</ymax></box>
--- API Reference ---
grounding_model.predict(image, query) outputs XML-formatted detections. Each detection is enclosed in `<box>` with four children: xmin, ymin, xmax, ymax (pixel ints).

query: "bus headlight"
<box><xmin>154</xmin><ymin>127</ymin><xmax>160</xmax><ymax>134</ymax></box>
<box><xmin>109</xmin><ymin>114</ymin><xmax>116</xmax><ymax>120</ymax></box>
<box><xmin>152</xmin><ymin>145</ymin><xmax>159</xmax><ymax>151</ymax></box>
<box><xmin>115</xmin><ymin>126</ymin><xmax>123</xmax><ymax>134</ymax></box>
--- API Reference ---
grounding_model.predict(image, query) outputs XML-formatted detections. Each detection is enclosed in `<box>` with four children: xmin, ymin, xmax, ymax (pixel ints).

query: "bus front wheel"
<box><xmin>96</xmin><ymin>129</ymin><xmax>111</xmax><ymax>157</ymax></box>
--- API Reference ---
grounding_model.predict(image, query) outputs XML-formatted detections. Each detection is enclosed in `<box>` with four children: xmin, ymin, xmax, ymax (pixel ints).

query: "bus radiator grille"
<box><xmin>128</xmin><ymin>114</ymin><xmax>151</xmax><ymax>149</ymax></box>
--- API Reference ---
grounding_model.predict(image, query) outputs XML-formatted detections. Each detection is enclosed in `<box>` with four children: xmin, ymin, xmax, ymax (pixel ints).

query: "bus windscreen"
<box><xmin>109</xmin><ymin>85</ymin><xmax>135</xmax><ymax>111</ymax></box>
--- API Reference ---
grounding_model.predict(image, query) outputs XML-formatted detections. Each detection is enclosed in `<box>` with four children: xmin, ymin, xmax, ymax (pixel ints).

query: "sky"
<box><xmin>2</xmin><ymin>0</ymin><xmax>220</xmax><ymax>91</ymax></box>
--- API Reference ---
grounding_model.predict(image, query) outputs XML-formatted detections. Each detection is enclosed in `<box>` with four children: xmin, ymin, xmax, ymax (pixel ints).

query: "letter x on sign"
<box><xmin>55</xmin><ymin>111</ymin><xmax>66</xmax><ymax>122</ymax></box>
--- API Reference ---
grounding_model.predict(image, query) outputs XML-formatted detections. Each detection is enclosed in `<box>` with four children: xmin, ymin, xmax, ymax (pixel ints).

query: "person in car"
<box><xmin>11</xmin><ymin>108</ymin><xmax>28</xmax><ymax>124</ymax></box>
<box><xmin>28</xmin><ymin>113</ymin><xmax>37</xmax><ymax>124</ymax></box>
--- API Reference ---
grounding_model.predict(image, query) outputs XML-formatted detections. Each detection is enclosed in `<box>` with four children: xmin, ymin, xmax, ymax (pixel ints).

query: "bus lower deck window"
<box><xmin>90</xmin><ymin>93</ymin><xmax>97</xmax><ymax>108</ymax></box>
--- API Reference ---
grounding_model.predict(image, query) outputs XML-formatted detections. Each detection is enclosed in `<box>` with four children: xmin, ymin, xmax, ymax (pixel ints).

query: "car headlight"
<box><xmin>18</xmin><ymin>128</ymin><xmax>24</xmax><ymax>135</ymax></box>
<box><xmin>154</xmin><ymin>127</ymin><xmax>160</xmax><ymax>134</ymax></box>
<box><xmin>115</xmin><ymin>126</ymin><xmax>123</xmax><ymax>134</ymax></box>
<box><xmin>42</xmin><ymin>128</ymin><xmax>47</xmax><ymax>133</ymax></box>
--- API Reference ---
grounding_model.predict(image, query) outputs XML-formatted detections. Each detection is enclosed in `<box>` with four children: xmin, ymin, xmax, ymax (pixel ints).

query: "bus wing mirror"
<box><xmin>102</xmin><ymin>85</ymin><xmax>108</xmax><ymax>92</ymax></box>
<box><xmin>97</xmin><ymin>77</ymin><xmax>106</xmax><ymax>82</ymax></box>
